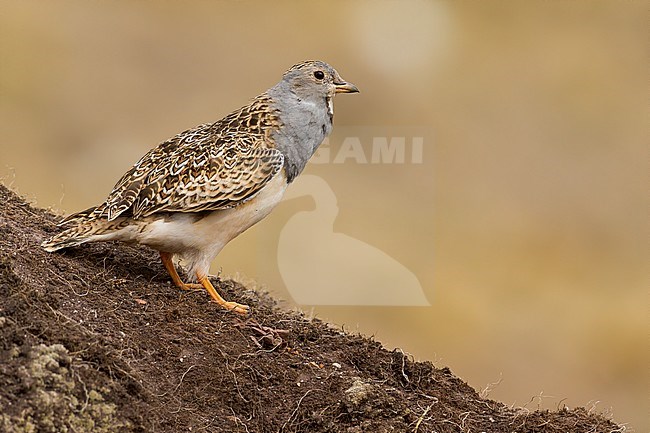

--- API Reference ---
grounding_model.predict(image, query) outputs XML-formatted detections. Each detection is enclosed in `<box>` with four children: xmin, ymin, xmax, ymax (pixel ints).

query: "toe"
<box><xmin>223</xmin><ymin>301</ymin><xmax>250</xmax><ymax>315</ymax></box>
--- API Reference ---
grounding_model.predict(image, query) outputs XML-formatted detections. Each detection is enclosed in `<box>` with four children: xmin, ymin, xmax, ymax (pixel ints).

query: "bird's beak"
<box><xmin>334</xmin><ymin>81</ymin><xmax>359</xmax><ymax>94</ymax></box>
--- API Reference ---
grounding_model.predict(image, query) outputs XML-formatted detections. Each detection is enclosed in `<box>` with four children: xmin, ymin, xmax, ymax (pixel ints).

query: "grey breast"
<box><xmin>268</xmin><ymin>83</ymin><xmax>333</xmax><ymax>183</ymax></box>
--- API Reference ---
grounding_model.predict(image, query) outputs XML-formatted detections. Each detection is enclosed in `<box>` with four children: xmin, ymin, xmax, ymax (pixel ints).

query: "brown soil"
<box><xmin>0</xmin><ymin>184</ymin><xmax>622</xmax><ymax>433</ymax></box>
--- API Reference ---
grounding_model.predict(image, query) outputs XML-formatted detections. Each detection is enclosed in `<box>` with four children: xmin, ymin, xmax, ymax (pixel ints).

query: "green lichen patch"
<box><xmin>0</xmin><ymin>342</ymin><xmax>130</xmax><ymax>433</ymax></box>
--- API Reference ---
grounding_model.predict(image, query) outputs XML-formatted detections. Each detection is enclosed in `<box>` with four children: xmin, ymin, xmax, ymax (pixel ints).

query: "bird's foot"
<box><xmin>198</xmin><ymin>275</ymin><xmax>250</xmax><ymax>316</ymax></box>
<box><xmin>179</xmin><ymin>283</ymin><xmax>204</xmax><ymax>290</ymax></box>
<box><xmin>217</xmin><ymin>300</ymin><xmax>250</xmax><ymax>315</ymax></box>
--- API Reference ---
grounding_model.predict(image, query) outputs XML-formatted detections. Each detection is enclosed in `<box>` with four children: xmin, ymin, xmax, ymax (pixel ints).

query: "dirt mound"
<box><xmin>0</xmin><ymin>184</ymin><xmax>622</xmax><ymax>432</ymax></box>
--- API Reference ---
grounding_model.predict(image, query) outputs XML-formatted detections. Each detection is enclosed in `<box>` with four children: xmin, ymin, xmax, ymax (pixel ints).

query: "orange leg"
<box><xmin>197</xmin><ymin>274</ymin><xmax>250</xmax><ymax>315</ymax></box>
<box><xmin>159</xmin><ymin>252</ymin><xmax>202</xmax><ymax>290</ymax></box>
<box><xmin>159</xmin><ymin>252</ymin><xmax>249</xmax><ymax>315</ymax></box>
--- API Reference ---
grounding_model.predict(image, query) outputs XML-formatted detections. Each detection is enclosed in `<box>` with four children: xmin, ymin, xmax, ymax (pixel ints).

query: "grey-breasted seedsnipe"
<box><xmin>42</xmin><ymin>60</ymin><xmax>358</xmax><ymax>315</ymax></box>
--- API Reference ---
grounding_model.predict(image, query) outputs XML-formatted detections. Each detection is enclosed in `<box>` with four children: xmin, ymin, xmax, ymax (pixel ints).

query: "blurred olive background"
<box><xmin>1</xmin><ymin>1</ymin><xmax>645</xmax><ymax>429</ymax></box>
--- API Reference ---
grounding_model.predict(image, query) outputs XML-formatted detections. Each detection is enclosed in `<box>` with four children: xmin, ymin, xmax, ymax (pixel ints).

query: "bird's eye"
<box><xmin>313</xmin><ymin>70</ymin><xmax>325</xmax><ymax>80</ymax></box>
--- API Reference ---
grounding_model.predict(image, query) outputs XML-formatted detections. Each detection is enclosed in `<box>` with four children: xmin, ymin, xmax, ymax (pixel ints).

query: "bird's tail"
<box><xmin>41</xmin><ymin>228</ymin><xmax>93</xmax><ymax>252</ymax></box>
<box><xmin>41</xmin><ymin>206</ymin><xmax>115</xmax><ymax>252</ymax></box>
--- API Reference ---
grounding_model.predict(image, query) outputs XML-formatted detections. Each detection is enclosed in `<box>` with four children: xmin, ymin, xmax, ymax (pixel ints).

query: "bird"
<box><xmin>42</xmin><ymin>60</ymin><xmax>359</xmax><ymax>315</ymax></box>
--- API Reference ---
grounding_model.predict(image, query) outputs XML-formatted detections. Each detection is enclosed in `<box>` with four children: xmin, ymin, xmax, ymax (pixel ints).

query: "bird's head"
<box><xmin>281</xmin><ymin>60</ymin><xmax>359</xmax><ymax>101</ymax></box>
